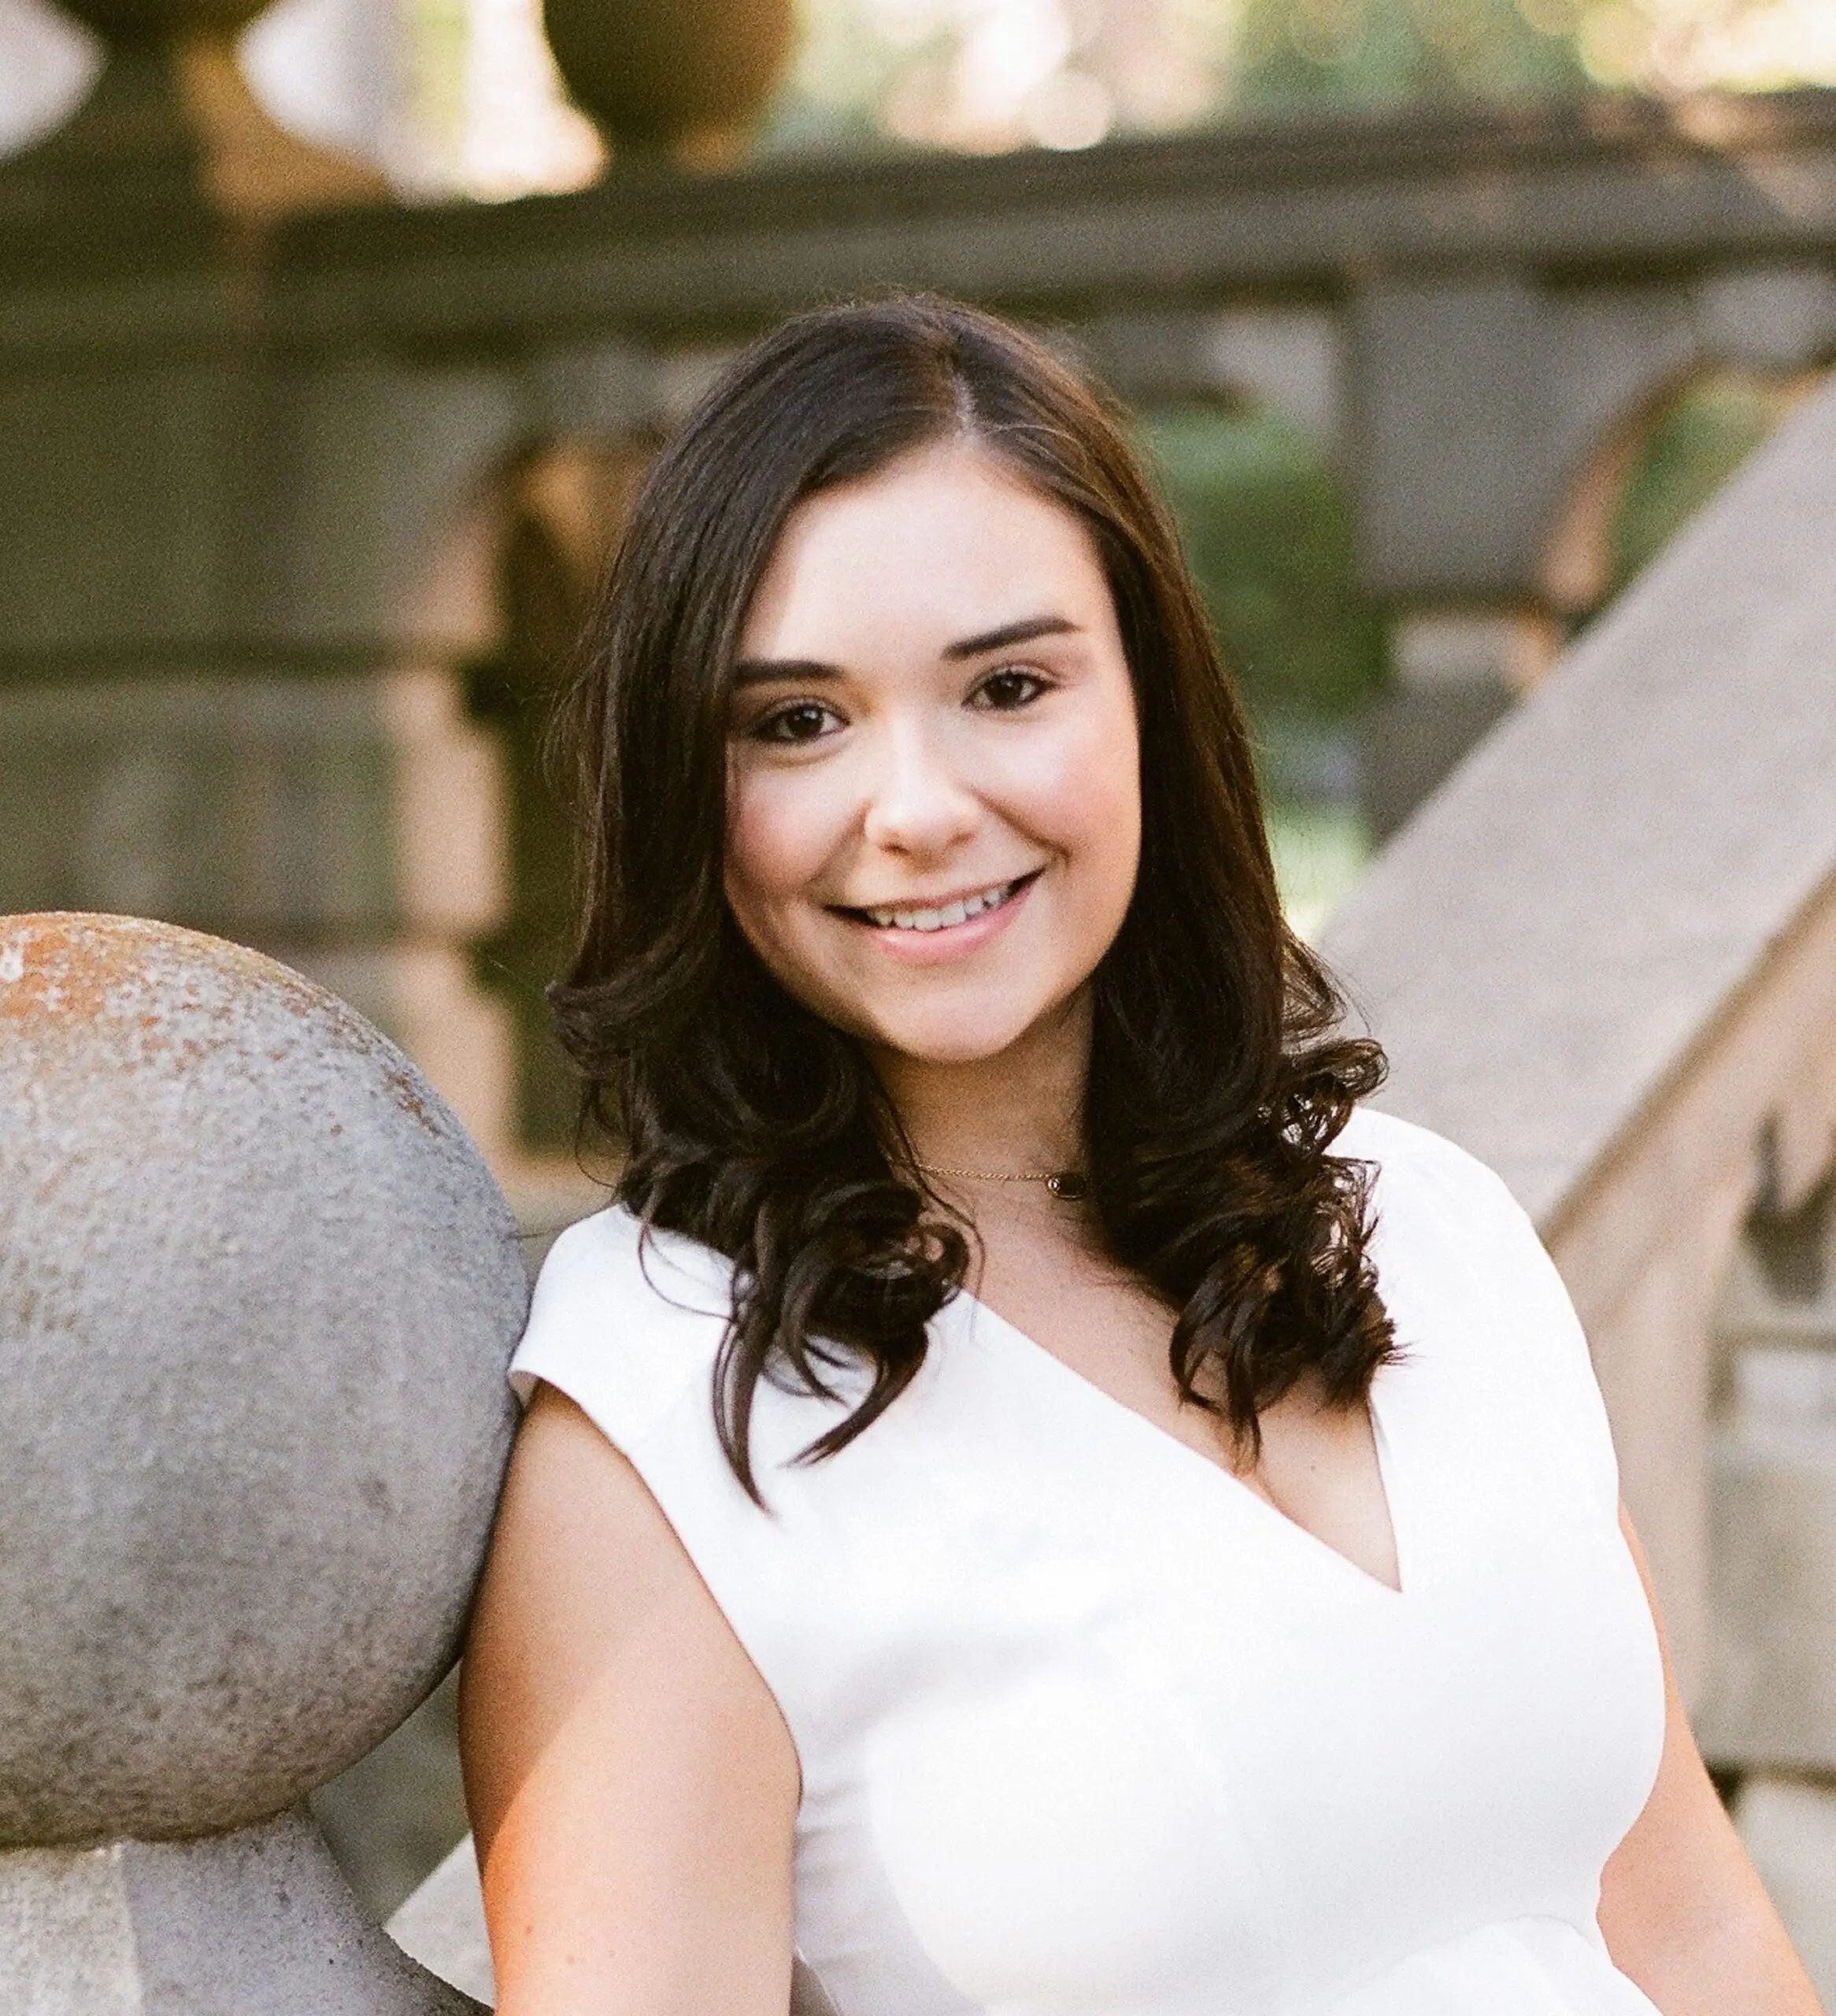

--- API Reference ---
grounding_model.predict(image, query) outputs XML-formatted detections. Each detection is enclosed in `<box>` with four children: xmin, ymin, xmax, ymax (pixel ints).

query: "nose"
<box><xmin>860</xmin><ymin>717</ymin><xmax>980</xmax><ymax>858</ymax></box>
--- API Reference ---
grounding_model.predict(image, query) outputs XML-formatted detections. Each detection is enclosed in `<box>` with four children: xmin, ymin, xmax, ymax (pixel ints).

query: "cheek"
<box><xmin>724</xmin><ymin>767</ymin><xmax>844</xmax><ymax>933</ymax></box>
<box><xmin>1001</xmin><ymin>702</ymin><xmax>1141</xmax><ymax>901</ymax></box>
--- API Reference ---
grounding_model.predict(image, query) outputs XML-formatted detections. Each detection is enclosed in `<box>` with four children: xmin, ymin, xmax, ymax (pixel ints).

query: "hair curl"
<box><xmin>551</xmin><ymin>295</ymin><xmax>1392</xmax><ymax>1500</ymax></box>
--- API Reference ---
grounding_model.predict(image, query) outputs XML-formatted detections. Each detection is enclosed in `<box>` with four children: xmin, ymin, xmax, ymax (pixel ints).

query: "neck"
<box><xmin>870</xmin><ymin>991</ymin><xmax>1091</xmax><ymax>1178</ymax></box>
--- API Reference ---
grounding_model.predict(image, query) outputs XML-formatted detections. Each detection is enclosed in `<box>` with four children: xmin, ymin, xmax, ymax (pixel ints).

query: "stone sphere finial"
<box><xmin>24</xmin><ymin>0</ymin><xmax>392</xmax><ymax>224</ymax></box>
<box><xmin>542</xmin><ymin>0</ymin><xmax>796</xmax><ymax>157</ymax></box>
<box><xmin>0</xmin><ymin>914</ymin><xmax>527</xmax><ymax>1847</ymax></box>
<box><xmin>55</xmin><ymin>0</ymin><xmax>271</xmax><ymax>40</ymax></box>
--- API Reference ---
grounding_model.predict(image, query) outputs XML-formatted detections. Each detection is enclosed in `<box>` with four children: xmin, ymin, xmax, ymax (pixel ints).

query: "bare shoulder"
<box><xmin>462</xmin><ymin>1382</ymin><xmax>795</xmax><ymax>1844</ymax></box>
<box><xmin>460</xmin><ymin>1384</ymin><xmax>800</xmax><ymax>2013</ymax></box>
<box><xmin>476</xmin><ymin>1382</ymin><xmax>701</xmax><ymax>1658</ymax></box>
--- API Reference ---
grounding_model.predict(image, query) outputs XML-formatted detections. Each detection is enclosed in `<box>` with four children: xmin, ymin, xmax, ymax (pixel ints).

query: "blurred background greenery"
<box><xmin>763</xmin><ymin>0</ymin><xmax>1836</xmax><ymax>158</ymax></box>
<box><xmin>1135</xmin><ymin>368</ymin><xmax>1811</xmax><ymax>936</ymax></box>
<box><xmin>332</xmin><ymin>0</ymin><xmax>1836</xmax><ymax>198</ymax></box>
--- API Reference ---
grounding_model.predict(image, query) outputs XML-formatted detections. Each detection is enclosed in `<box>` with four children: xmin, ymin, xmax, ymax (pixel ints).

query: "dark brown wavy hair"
<box><xmin>552</xmin><ymin>295</ymin><xmax>1393</xmax><ymax>1499</ymax></box>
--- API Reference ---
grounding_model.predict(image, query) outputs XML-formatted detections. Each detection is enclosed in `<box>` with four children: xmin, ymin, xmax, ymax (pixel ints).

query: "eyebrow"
<box><xmin>731</xmin><ymin>657</ymin><xmax>840</xmax><ymax>689</ymax></box>
<box><xmin>943</xmin><ymin>613</ymin><xmax>1080</xmax><ymax>660</ymax></box>
<box><xmin>732</xmin><ymin>613</ymin><xmax>1080</xmax><ymax>688</ymax></box>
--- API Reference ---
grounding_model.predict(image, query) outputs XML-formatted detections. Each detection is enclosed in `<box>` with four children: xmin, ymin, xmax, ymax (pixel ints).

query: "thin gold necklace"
<box><xmin>909</xmin><ymin>1161</ymin><xmax>1090</xmax><ymax>1203</ymax></box>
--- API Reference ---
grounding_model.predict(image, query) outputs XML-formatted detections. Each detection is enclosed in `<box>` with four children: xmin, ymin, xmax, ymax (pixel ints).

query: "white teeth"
<box><xmin>864</xmin><ymin>880</ymin><xmax>1017</xmax><ymax>932</ymax></box>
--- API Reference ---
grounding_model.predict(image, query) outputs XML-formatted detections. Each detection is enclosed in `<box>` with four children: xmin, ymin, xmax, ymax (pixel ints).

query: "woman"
<box><xmin>460</xmin><ymin>297</ymin><xmax>1816</xmax><ymax>2015</ymax></box>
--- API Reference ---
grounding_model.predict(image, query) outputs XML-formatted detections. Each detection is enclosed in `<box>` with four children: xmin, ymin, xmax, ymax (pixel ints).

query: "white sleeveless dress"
<box><xmin>509</xmin><ymin>1107</ymin><xmax>1667</xmax><ymax>2016</ymax></box>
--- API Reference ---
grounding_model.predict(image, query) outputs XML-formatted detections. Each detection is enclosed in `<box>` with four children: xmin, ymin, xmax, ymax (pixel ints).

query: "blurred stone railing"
<box><xmin>1697</xmin><ymin>1191</ymin><xmax>1836</xmax><ymax>1992</ymax></box>
<box><xmin>1321</xmin><ymin>369</ymin><xmax>1836</xmax><ymax>1988</ymax></box>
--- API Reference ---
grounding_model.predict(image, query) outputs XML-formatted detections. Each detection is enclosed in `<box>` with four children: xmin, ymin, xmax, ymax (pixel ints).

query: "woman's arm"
<box><xmin>459</xmin><ymin>1384</ymin><xmax>801</xmax><ymax>2016</ymax></box>
<box><xmin>1599</xmin><ymin>1509</ymin><xmax>1821</xmax><ymax>2014</ymax></box>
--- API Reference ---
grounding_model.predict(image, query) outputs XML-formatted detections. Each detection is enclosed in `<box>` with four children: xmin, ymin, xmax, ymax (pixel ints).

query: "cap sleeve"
<box><xmin>1344</xmin><ymin>1107</ymin><xmax>1622</xmax><ymax>1515</ymax></box>
<box><xmin>1484</xmin><ymin>1172</ymin><xmax>1621</xmax><ymax>1513</ymax></box>
<box><xmin>509</xmin><ymin>1207</ymin><xmax>735</xmax><ymax>1447</ymax></box>
<box><xmin>506</xmin><ymin>1206</ymin><xmax>845</xmax><ymax>1770</ymax></box>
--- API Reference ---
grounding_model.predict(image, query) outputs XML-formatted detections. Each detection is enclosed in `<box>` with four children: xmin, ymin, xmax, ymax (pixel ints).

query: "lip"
<box><xmin>834</xmin><ymin>869</ymin><xmax>1040</xmax><ymax>965</ymax></box>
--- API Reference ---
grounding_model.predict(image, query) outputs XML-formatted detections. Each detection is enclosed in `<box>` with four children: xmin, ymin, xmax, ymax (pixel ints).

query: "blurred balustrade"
<box><xmin>4</xmin><ymin>64</ymin><xmax>1834</xmax><ymax>1196</ymax></box>
<box><xmin>1322</xmin><ymin>372</ymin><xmax>1836</xmax><ymax>1994</ymax></box>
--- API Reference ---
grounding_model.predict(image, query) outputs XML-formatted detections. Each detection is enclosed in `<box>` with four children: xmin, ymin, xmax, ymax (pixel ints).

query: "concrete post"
<box><xmin>0</xmin><ymin>911</ymin><xmax>528</xmax><ymax>2010</ymax></box>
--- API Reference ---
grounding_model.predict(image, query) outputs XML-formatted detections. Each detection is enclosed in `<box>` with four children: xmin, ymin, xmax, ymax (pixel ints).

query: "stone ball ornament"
<box><xmin>0</xmin><ymin>914</ymin><xmax>527</xmax><ymax>2012</ymax></box>
<box><xmin>543</xmin><ymin>0</ymin><xmax>796</xmax><ymax>154</ymax></box>
<box><xmin>54</xmin><ymin>0</ymin><xmax>272</xmax><ymax>39</ymax></box>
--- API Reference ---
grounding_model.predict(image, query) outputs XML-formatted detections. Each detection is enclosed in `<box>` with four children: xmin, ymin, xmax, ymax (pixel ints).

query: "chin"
<box><xmin>863</xmin><ymin>1007</ymin><xmax>1045</xmax><ymax>1067</ymax></box>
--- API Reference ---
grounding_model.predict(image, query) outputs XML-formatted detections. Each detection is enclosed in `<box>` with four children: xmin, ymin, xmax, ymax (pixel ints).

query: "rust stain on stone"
<box><xmin>384</xmin><ymin>1069</ymin><xmax>437</xmax><ymax>1132</ymax></box>
<box><xmin>0</xmin><ymin>913</ymin><xmax>448</xmax><ymax>1140</ymax></box>
<box><xmin>0</xmin><ymin>914</ymin><xmax>121</xmax><ymax>1027</ymax></box>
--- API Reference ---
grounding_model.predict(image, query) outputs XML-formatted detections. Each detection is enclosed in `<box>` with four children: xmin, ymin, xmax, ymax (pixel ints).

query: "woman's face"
<box><xmin>724</xmin><ymin>438</ymin><xmax>1142</xmax><ymax>1068</ymax></box>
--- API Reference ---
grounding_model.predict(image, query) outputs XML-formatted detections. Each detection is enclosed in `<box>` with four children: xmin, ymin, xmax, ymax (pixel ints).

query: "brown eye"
<box><xmin>755</xmin><ymin>702</ymin><xmax>842</xmax><ymax>744</ymax></box>
<box><xmin>972</xmin><ymin>667</ymin><xmax>1049</xmax><ymax>711</ymax></box>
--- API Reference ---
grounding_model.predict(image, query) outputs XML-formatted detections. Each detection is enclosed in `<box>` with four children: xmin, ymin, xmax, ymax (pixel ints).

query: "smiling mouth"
<box><xmin>840</xmin><ymin>872</ymin><xmax>1038</xmax><ymax>935</ymax></box>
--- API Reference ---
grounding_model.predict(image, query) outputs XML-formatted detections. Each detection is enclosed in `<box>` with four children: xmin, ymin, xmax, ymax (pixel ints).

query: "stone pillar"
<box><xmin>1697</xmin><ymin>1179</ymin><xmax>1836</xmax><ymax>2005</ymax></box>
<box><xmin>0</xmin><ymin>911</ymin><xmax>529</xmax><ymax>2011</ymax></box>
<box><xmin>1346</xmin><ymin>270</ymin><xmax>1695</xmax><ymax>838</ymax></box>
<box><xmin>0</xmin><ymin>669</ymin><xmax>517</xmax><ymax>1169</ymax></box>
<box><xmin>1361</xmin><ymin>609</ymin><xmax>1560</xmax><ymax>843</ymax></box>
<box><xmin>0</xmin><ymin>22</ymin><xmax>529</xmax><ymax>1191</ymax></box>
<box><xmin>1732</xmin><ymin>1778</ymin><xmax>1836</xmax><ymax>2004</ymax></box>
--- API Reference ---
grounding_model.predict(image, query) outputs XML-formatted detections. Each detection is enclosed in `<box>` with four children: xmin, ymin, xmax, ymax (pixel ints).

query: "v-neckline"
<box><xmin>950</xmin><ymin>1286</ymin><xmax>1408</xmax><ymax>1600</ymax></box>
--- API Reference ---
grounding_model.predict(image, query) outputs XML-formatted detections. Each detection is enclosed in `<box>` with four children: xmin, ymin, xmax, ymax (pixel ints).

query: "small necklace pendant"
<box><xmin>1046</xmin><ymin>1172</ymin><xmax>1088</xmax><ymax>1202</ymax></box>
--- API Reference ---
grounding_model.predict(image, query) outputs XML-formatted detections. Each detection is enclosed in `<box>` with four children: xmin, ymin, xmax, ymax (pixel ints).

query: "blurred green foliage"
<box><xmin>1608</xmin><ymin>372</ymin><xmax>1800</xmax><ymax>596</ymax></box>
<box><xmin>767</xmin><ymin>0</ymin><xmax>1601</xmax><ymax>157</ymax></box>
<box><xmin>1138</xmin><ymin>402</ymin><xmax>1387</xmax><ymax>723</ymax></box>
<box><xmin>1231</xmin><ymin>0</ymin><xmax>1588</xmax><ymax>117</ymax></box>
<box><xmin>1137</xmin><ymin>403</ymin><xmax>1385</xmax><ymax>930</ymax></box>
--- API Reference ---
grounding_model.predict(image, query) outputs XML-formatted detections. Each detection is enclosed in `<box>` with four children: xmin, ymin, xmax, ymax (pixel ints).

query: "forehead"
<box><xmin>739</xmin><ymin>439</ymin><xmax>1113</xmax><ymax>662</ymax></box>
